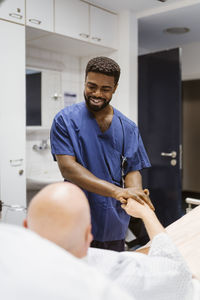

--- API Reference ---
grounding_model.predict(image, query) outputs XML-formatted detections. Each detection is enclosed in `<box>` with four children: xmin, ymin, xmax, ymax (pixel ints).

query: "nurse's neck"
<box><xmin>91</xmin><ymin>104</ymin><xmax>113</xmax><ymax>119</ymax></box>
<box><xmin>91</xmin><ymin>105</ymin><xmax>114</xmax><ymax>133</ymax></box>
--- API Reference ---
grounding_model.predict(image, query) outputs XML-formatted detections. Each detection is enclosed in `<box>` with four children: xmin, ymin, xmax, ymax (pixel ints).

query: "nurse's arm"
<box><xmin>124</xmin><ymin>171</ymin><xmax>154</xmax><ymax>210</ymax></box>
<box><xmin>56</xmin><ymin>155</ymin><xmax>153</xmax><ymax>206</ymax></box>
<box><xmin>124</xmin><ymin>170</ymin><xmax>143</xmax><ymax>189</ymax></box>
<box><xmin>56</xmin><ymin>154</ymin><xmax>126</xmax><ymax>200</ymax></box>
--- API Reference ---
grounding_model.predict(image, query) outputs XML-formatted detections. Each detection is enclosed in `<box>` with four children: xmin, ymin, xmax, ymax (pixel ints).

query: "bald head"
<box><xmin>25</xmin><ymin>182</ymin><xmax>93</xmax><ymax>258</ymax></box>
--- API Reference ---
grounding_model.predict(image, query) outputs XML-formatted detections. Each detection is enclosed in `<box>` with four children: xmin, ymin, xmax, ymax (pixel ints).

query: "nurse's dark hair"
<box><xmin>85</xmin><ymin>56</ymin><xmax>120</xmax><ymax>85</ymax></box>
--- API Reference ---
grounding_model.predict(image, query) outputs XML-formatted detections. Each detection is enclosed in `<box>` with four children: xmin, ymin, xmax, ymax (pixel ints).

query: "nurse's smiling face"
<box><xmin>84</xmin><ymin>72</ymin><xmax>117</xmax><ymax>112</ymax></box>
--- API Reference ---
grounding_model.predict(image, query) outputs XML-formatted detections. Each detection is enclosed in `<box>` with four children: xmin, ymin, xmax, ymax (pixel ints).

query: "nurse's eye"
<box><xmin>101</xmin><ymin>88</ymin><xmax>112</xmax><ymax>93</ymax></box>
<box><xmin>87</xmin><ymin>84</ymin><xmax>96</xmax><ymax>91</ymax></box>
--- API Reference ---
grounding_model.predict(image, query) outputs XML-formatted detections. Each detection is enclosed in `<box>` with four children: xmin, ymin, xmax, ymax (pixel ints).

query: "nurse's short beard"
<box><xmin>84</xmin><ymin>93</ymin><xmax>111</xmax><ymax>112</ymax></box>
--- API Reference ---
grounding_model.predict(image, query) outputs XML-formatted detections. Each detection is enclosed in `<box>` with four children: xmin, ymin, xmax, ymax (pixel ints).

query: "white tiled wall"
<box><xmin>26</xmin><ymin>128</ymin><xmax>55</xmax><ymax>177</ymax></box>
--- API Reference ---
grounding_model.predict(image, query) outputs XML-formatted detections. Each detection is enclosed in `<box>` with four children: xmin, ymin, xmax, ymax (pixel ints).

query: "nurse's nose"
<box><xmin>93</xmin><ymin>88</ymin><xmax>103</xmax><ymax>98</ymax></box>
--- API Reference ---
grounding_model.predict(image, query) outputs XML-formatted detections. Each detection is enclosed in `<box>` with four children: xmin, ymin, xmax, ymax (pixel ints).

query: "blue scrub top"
<box><xmin>50</xmin><ymin>102</ymin><xmax>151</xmax><ymax>242</ymax></box>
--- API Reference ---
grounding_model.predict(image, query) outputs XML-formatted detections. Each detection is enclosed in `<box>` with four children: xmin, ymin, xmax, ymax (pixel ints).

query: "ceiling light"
<box><xmin>164</xmin><ymin>27</ymin><xmax>190</xmax><ymax>34</ymax></box>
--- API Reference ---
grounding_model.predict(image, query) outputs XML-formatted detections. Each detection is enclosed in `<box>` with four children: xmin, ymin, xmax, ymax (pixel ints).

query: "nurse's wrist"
<box><xmin>112</xmin><ymin>186</ymin><xmax>124</xmax><ymax>201</ymax></box>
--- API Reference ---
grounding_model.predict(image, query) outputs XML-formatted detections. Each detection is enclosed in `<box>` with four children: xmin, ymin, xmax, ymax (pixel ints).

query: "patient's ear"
<box><xmin>80</xmin><ymin>224</ymin><xmax>93</xmax><ymax>257</ymax></box>
<box><xmin>23</xmin><ymin>219</ymin><xmax>28</xmax><ymax>228</ymax></box>
<box><xmin>86</xmin><ymin>224</ymin><xmax>93</xmax><ymax>246</ymax></box>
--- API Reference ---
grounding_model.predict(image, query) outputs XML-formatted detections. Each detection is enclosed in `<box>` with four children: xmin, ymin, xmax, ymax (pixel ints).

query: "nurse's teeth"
<box><xmin>91</xmin><ymin>98</ymin><xmax>103</xmax><ymax>103</ymax></box>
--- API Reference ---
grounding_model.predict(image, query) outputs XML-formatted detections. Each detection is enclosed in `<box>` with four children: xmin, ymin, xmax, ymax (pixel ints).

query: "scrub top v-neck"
<box><xmin>50</xmin><ymin>102</ymin><xmax>150</xmax><ymax>242</ymax></box>
<box><xmin>93</xmin><ymin>110</ymin><xmax>123</xmax><ymax>155</ymax></box>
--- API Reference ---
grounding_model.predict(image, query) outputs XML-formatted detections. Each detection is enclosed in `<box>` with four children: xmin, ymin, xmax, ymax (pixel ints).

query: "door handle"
<box><xmin>161</xmin><ymin>151</ymin><xmax>177</xmax><ymax>158</ymax></box>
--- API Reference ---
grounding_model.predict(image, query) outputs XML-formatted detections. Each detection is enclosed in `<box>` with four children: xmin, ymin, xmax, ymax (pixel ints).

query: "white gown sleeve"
<box><xmin>87</xmin><ymin>233</ymin><xmax>194</xmax><ymax>300</ymax></box>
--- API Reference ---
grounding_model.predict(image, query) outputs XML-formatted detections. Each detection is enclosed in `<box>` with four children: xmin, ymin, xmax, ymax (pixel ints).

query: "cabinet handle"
<box><xmin>91</xmin><ymin>37</ymin><xmax>101</xmax><ymax>42</ymax></box>
<box><xmin>79</xmin><ymin>33</ymin><xmax>89</xmax><ymax>39</ymax></box>
<box><xmin>9</xmin><ymin>13</ymin><xmax>23</xmax><ymax>19</ymax></box>
<box><xmin>10</xmin><ymin>159</ymin><xmax>23</xmax><ymax>167</ymax></box>
<box><xmin>29</xmin><ymin>19</ymin><xmax>42</xmax><ymax>25</ymax></box>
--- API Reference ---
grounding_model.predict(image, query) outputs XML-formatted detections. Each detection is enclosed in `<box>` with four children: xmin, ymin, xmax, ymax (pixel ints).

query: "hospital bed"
<box><xmin>166</xmin><ymin>197</ymin><xmax>200</xmax><ymax>280</ymax></box>
<box><xmin>185</xmin><ymin>197</ymin><xmax>200</xmax><ymax>212</ymax></box>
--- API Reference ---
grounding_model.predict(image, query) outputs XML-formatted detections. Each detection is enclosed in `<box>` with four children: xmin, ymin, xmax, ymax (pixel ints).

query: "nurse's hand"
<box><xmin>116</xmin><ymin>188</ymin><xmax>155</xmax><ymax>211</ymax></box>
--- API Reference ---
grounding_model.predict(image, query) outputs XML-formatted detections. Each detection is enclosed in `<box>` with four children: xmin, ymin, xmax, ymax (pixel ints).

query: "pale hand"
<box><xmin>116</xmin><ymin>187</ymin><xmax>155</xmax><ymax>211</ymax></box>
<box><xmin>121</xmin><ymin>198</ymin><xmax>154</xmax><ymax>219</ymax></box>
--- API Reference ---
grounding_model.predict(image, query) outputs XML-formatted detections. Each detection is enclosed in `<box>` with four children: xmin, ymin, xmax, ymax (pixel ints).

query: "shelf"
<box><xmin>26</xmin><ymin>126</ymin><xmax>50</xmax><ymax>140</ymax></box>
<box><xmin>26</xmin><ymin>126</ymin><xmax>50</xmax><ymax>132</ymax></box>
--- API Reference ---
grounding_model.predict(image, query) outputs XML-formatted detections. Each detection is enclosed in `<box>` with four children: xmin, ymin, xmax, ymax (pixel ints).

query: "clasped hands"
<box><xmin>117</xmin><ymin>187</ymin><xmax>155</xmax><ymax>211</ymax></box>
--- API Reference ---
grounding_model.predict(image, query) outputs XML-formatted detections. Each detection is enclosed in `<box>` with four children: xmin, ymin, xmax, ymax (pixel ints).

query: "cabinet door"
<box><xmin>55</xmin><ymin>0</ymin><xmax>89</xmax><ymax>41</ymax></box>
<box><xmin>90</xmin><ymin>6</ymin><xmax>118</xmax><ymax>49</ymax></box>
<box><xmin>0</xmin><ymin>20</ymin><xmax>26</xmax><ymax>223</ymax></box>
<box><xmin>0</xmin><ymin>0</ymin><xmax>25</xmax><ymax>24</ymax></box>
<box><xmin>42</xmin><ymin>70</ymin><xmax>63</xmax><ymax>128</ymax></box>
<box><xmin>26</xmin><ymin>0</ymin><xmax>53</xmax><ymax>32</ymax></box>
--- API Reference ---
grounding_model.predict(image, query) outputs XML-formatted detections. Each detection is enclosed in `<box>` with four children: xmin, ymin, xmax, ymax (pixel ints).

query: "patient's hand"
<box><xmin>121</xmin><ymin>197</ymin><xmax>154</xmax><ymax>219</ymax></box>
<box><xmin>122</xmin><ymin>197</ymin><xmax>165</xmax><ymax>241</ymax></box>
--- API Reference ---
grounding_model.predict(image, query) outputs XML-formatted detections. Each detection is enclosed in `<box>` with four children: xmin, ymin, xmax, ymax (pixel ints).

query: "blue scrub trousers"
<box><xmin>90</xmin><ymin>239</ymin><xmax>125</xmax><ymax>252</ymax></box>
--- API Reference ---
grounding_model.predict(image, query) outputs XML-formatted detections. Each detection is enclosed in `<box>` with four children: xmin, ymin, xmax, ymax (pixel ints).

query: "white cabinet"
<box><xmin>55</xmin><ymin>0</ymin><xmax>118</xmax><ymax>49</ymax></box>
<box><xmin>42</xmin><ymin>70</ymin><xmax>63</xmax><ymax>127</ymax></box>
<box><xmin>90</xmin><ymin>6</ymin><xmax>118</xmax><ymax>49</ymax></box>
<box><xmin>55</xmin><ymin>0</ymin><xmax>90</xmax><ymax>41</ymax></box>
<box><xmin>0</xmin><ymin>20</ymin><xmax>26</xmax><ymax>223</ymax></box>
<box><xmin>26</xmin><ymin>0</ymin><xmax>54</xmax><ymax>32</ymax></box>
<box><xmin>0</xmin><ymin>0</ymin><xmax>25</xmax><ymax>24</ymax></box>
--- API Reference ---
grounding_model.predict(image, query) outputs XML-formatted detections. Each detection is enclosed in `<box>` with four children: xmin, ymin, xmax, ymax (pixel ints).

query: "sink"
<box><xmin>27</xmin><ymin>169</ymin><xmax>63</xmax><ymax>190</ymax></box>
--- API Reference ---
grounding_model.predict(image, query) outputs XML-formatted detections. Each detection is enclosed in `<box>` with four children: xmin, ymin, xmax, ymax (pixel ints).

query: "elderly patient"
<box><xmin>23</xmin><ymin>182</ymin><xmax>199</xmax><ymax>300</ymax></box>
<box><xmin>0</xmin><ymin>184</ymin><xmax>132</xmax><ymax>300</ymax></box>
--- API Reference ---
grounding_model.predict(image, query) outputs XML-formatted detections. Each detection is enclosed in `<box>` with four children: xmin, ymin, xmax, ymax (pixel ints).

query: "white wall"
<box><xmin>138</xmin><ymin>41</ymin><xmax>200</xmax><ymax>81</ymax></box>
<box><xmin>113</xmin><ymin>11</ymin><xmax>138</xmax><ymax>123</ymax></box>
<box><xmin>181</xmin><ymin>42</ymin><xmax>200</xmax><ymax>80</ymax></box>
